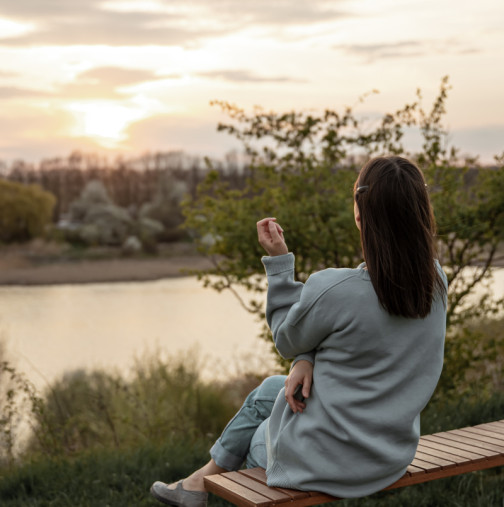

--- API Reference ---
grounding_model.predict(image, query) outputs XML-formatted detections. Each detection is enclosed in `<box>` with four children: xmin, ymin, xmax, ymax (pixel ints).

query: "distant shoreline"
<box><xmin>0</xmin><ymin>243</ymin><xmax>214</xmax><ymax>286</ymax></box>
<box><xmin>0</xmin><ymin>242</ymin><xmax>502</xmax><ymax>287</ymax></box>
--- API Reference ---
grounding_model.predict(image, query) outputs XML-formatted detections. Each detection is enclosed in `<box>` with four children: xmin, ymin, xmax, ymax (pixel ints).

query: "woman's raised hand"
<box><xmin>257</xmin><ymin>217</ymin><xmax>288</xmax><ymax>257</ymax></box>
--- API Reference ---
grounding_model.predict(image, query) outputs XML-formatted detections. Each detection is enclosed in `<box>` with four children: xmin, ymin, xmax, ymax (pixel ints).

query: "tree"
<box><xmin>67</xmin><ymin>180</ymin><xmax>163</xmax><ymax>249</ymax></box>
<box><xmin>0</xmin><ymin>179</ymin><xmax>55</xmax><ymax>242</ymax></box>
<box><xmin>182</xmin><ymin>78</ymin><xmax>504</xmax><ymax>373</ymax></box>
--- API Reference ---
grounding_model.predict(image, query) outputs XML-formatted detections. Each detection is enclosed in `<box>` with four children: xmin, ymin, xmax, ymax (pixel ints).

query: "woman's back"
<box><xmin>263</xmin><ymin>257</ymin><xmax>447</xmax><ymax>498</ymax></box>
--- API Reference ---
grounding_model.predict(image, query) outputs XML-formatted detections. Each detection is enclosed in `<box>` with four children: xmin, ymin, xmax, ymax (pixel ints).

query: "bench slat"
<box><xmin>408</xmin><ymin>457</ymin><xmax>444</xmax><ymax>472</ymax></box>
<box><xmin>239</xmin><ymin>469</ymin><xmax>312</xmax><ymax>500</ymax></box>
<box><xmin>476</xmin><ymin>421</ymin><xmax>504</xmax><ymax>435</ymax></box>
<box><xmin>414</xmin><ymin>450</ymin><xmax>457</xmax><ymax>468</ymax></box>
<box><xmin>406</xmin><ymin>464</ymin><xmax>426</xmax><ymax>476</ymax></box>
<box><xmin>418</xmin><ymin>440</ymin><xmax>487</xmax><ymax>462</ymax></box>
<box><xmin>384</xmin><ymin>454</ymin><xmax>504</xmax><ymax>490</ymax></box>
<box><xmin>223</xmin><ymin>472</ymin><xmax>293</xmax><ymax>503</ymax></box>
<box><xmin>205</xmin><ymin>474</ymin><xmax>273</xmax><ymax>507</ymax></box>
<box><xmin>430</xmin><ymin>431</ymin><xmax>504</xmax><ymax>455</ymax></box>
<box><xmin>422</xmin><ymin>434</ymin><xmax>500</xmax><ymax>458</ymax></box>
<box><xmin>461</xmin><ymin>427</ymin><xmax>504</xmax><ymax>441</ymax></box>
<box><xmin>451</xmin><ymin>429</ymin><xmax>504</xmax><ymax>447</ymax></box>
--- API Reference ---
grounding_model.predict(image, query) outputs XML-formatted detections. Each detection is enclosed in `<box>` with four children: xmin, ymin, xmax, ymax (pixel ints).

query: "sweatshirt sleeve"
<box><xmin>261</xmin><ymin>253</ymin><xmax>333</xmax><ymax>359</ymax></box>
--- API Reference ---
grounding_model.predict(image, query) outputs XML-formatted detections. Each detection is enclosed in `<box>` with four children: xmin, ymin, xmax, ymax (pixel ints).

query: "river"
<box><xmin>1</xmin><ymin>269</ymin><xmax>503</xmax><ymax>392</ymax></box>
<box><xmin>0</xmin><ymin>277</ymin><xmax>275</xmax><ymax>391</ymax></box>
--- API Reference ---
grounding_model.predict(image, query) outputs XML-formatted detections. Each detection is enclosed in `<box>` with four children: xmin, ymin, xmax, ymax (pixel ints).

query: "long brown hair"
<box><xmin>354</xmin><ymin>156</ymin><xmax>446</xmax><ymax>318</ymax></box>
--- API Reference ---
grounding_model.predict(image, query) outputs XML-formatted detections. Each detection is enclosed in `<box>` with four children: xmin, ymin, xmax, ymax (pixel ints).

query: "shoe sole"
<box><xmin>150</xmin><ymin>484</ymin><xmax>180</xmax><ymax>506</ymax></box>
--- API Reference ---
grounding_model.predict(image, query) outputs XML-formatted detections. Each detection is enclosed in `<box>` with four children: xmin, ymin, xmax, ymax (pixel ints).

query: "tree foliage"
<box><xmin>0</xmin><ymin>179</ymin><xmax>55</xmax><ymax>243</ymax></box>
<box><xmin>66</xmin><ymin>180</ymin><xmax>163</xmax><ymax>249</ymax></box>
<box><xmin>182</xmin><ymin>77</ymin><xmax>504</xmax><ymax>376</ymax></box>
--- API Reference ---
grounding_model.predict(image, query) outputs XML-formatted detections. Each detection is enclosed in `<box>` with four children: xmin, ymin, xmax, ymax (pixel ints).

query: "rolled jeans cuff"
<box><xmin>210</xmin><ymin>439</ymin><xmax>244</xmax><ymax>471</ymax></box>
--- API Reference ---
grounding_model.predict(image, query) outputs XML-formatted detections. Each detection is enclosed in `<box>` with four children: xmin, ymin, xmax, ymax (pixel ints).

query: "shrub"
<box><xmin>24</xmin><ymin>353</ymin><xmax>247</xmax><ymax>458</ymax></box>
<box><xmin>0</xmin><ymin>179</ymin><xmax>55</xmax><ymax>243</ymax></box>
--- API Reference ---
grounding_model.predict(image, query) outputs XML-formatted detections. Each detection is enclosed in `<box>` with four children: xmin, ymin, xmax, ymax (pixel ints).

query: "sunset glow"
<box><xmin>0</xmin><ymin>18</ymin><xmax>35</xmax><ymax>39</ymax></box>
<box><xmin>66</xmin><ymin>102</ymin><xmax>148</xmax><ymax>147</ymax></box>
<box><xmin>0</xmin><ymin>0</ymin><xmax>502</xmax><ymax>162</ymax></box>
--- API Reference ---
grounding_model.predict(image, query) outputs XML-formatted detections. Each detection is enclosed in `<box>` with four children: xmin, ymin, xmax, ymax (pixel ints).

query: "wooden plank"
<box><xmin>414</xmin><ymin>450</ymin><xmax>457</xmax><ymax>468</ymax></box>
<box><xmin>418</xmin><ymin>441</ymin><xmax>479</xmax><ymax>463</ymax></box>
<box><xmin>452</xmin><ymin>429</ymin><xmax>504</xmax><ymax>447</ymax></box>
<box><xmin>224</xmin><ymin>473</ymin><xmax>293</xmax><ymax>503</ymax></box>
<box><xmin>482</xmin><ymin>419</ymin><xmax>504</xmax><ymax>427</ymax></box>
<box><xmin>418</xmin><ymin>440</ymin><xmax>486</xmax><ymax>462</ymax></box>
<box><xmin>385</xmin><ymin>454</ymin><xmax>504</xmax><ymax>490</ymax></box>
<box><xmin>432</xmin><ymin>431</ymin><xmax>504</xmax><ymax>455</ymax></box>
<box><xmin>406</xmin><ymin>464</ymin><xmax>426</xmax><ymax>476</ymax></box>
<box><xmin>478</xmin><ymin>422</ymin><xmax>504</xmax><ymax>435</ymax></box>
<box><xmin>239</xmin><ymin>469</ymin><xmax>311</xmax><ymax>500</ymax></box>
<box><xmin>422</xmin><ymin>434</ymin><xmax>500</xmax><ymax>458</ymax></box>
<box><xmin>461</xmin><ymin>427</ymin><xmax>504</xmax><ymax>442</ymax></box>
<box><xmin>240</xmin><ymin>468</ymin><xmax>268</xmax><ymax>483</ymax></box>
<box><xmin>410</xmin><ymin>457</ymin><xmax>443</xmax><ymax>472</ymax></box>
<box><xmin>204</xmin><ymin>474</ymin><xmax>273</xmax><ymax>507</ymax></box>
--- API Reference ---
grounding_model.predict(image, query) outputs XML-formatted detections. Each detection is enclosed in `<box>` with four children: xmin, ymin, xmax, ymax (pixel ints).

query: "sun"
<box><xmin>66</xmin><ymin>101</ymin><xmax>146</xmax><ymax>147</ymax></box>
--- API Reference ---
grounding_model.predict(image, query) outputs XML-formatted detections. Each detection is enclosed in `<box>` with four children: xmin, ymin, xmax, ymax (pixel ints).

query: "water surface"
<box><xmin>1</xmin><ymin>269</ymin><xmax>502</xmax><ymax>391</ymax></box>
<box><xmin>0</xmin><ymin>277</ymin><xmax>273</xmax><ymax>390</ymax></box>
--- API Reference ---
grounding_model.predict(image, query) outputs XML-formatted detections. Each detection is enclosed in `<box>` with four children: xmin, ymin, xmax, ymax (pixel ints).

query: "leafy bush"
<box><xmin>0</xmin><ymin>179</ymin><xmax>55</xmax><ymax>243</ymax></box>
<box><xmin>438</xmin><ymin>316</ymin><xmax>504</xmax><ymax>400</ymax></box>
<box><xmin>139</xmin><ymin>172</ymin><xmax>188</xmax><ymax>242</ymax></box>
<box><xmin>66</xmin><ymin>180</ymin><xmax>164</xmax><ymax>249</ymax></box>
<box><xmin>182</xmin><ymin>78</ymin><xmax>504</xmax><ymax>376</ymax></box>
<box><xmin>23</xmin><ymin>354</ymin><xmax>252</xmax><ymax>458</ymax></box>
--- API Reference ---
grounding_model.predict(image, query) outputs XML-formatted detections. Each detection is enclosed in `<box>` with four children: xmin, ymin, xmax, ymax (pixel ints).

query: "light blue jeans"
<box><xmin>209</xmin><ymin>375</ymin><xmax>286</xmax><ymax>471</ymax></box>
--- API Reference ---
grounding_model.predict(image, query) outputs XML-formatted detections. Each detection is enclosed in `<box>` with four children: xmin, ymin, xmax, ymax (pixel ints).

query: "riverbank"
<box><xmin>0</xmin><ymin>240</ymin><xmax>502</xmax><ymax>286</ymax></box>
<box><xmin>0</xmin><ymin>241</ymin><xmax>214</xmax><ymax>285</ymax></box>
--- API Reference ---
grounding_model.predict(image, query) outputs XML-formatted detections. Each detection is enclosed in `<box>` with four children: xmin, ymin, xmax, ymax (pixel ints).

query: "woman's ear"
<box><xmin>354</xmin><ymin>202</ymin><xmax>361</xmax><ymax>231</ymax></box>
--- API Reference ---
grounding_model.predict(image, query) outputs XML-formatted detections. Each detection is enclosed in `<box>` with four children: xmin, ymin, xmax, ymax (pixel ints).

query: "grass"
<box><xmin>0</xmin><ymin>440</ymin><xmax>211</xmax><ymax>506</ymax></box>
<box><xmin>1</xmin><ymin>390</ymin><xmax>502</xmax><ymax>506</ymax></box>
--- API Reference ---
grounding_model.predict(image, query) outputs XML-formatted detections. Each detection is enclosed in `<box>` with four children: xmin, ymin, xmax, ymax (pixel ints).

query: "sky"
<box><xmin>0</xmin><ymin>0</ymin><xmax>503</xmax><ymax>164</ymax></box>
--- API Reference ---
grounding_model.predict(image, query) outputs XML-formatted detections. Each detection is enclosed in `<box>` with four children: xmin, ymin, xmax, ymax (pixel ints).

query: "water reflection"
<box><xmin>0</xmin><ymin>277</ymin><xmax>275</xmax><ymax>390</ymax></box>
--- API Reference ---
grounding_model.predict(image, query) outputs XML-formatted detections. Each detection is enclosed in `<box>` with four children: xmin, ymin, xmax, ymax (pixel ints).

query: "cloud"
<box><xmin>58</xmin><ymin>66</ymin><xmax>167</xmax><ymax>99</ymax></box>
<box><xmin>197</xmin><ymin>69</ymin><xmax>307</xmax><ymax>83</ymax></box>
<box><xmin>191</xmin><ymin>0</ymin><xmax>347</xmax><ymax>26</ymax></box>
<box><xmin>0</xmin><ymin>66</ymin><xmax>170</xmax><ymax>101</ymax></box>
<box><xmin>334</xmin><ymin>41</ymin><xmax>424</xmax><ymax>62</ymax></box>
<box><xmin>0</xmin><ymin>86</ymin><xmax>52</xmax><ymax>99</ymax></box>
<box><xmin>0</xmin><ymin>0</ymin><xmax>348</xmax><ymax>47</ymax></box>
<box><xmin>77</xmin><ymin>67</ymin><xmax>163</xmax><ymax>86</ymax></box>
<box><xmin>334</xmin><ymin>39</ymin><xmax>480</xmax><ymax>63</ymax></box>
<box><xmin>0</xmin><ymin>70</ymin><xmax>18</xmax><ymax>77</ymax></box>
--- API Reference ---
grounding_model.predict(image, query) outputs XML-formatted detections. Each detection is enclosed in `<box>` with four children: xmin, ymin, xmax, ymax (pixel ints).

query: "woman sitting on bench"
<box><xmin>151</xmin><ymin>156</ymin><xmax>448</xmax><ymax>506</ymax></box>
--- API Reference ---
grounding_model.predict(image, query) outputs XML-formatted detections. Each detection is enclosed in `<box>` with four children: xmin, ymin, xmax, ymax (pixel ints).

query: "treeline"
<box><xmin>1</xmin><ymin>150</ymin><xmax>249</xmax><ymax>221</ymax></box>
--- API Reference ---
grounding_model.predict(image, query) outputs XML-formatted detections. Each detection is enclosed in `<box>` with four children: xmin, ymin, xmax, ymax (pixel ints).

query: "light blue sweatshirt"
<box><xmin>262</xmin><ymin>253</ymin><xmax>447</xmax><ymax>498</ymax></box>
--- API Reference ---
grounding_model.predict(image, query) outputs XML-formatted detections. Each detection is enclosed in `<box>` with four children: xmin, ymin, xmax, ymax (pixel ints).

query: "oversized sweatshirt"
<box><xmin>262</xmin><ymin>253</ymin><xmax>447</xmax><ymax>498</ymax></box>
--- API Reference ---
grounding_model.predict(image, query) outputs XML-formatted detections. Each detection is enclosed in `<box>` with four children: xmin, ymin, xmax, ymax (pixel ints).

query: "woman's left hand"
<box><xmin>284</xmin><ymin>360</ymin><xmax>313</xmax><ymax>414</ymax></box>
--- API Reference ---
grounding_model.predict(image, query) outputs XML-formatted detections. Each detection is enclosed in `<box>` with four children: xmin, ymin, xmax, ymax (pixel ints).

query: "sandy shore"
<box><xmin>0</xmin><ymin>243</ymin><xmax>214</xmax><ymax>286</ymax></box>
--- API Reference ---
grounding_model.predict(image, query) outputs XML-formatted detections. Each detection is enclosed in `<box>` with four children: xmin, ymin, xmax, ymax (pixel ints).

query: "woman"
<box><xmin>151</xmin><ymin>156</ymin><xmax>447</xmax><ymax>505</ymax></box>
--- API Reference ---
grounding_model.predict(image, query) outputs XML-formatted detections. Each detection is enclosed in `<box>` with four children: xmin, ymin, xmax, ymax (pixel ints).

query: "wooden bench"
<box><xmin>204</xmin><ymin>419</ymin><xmax>504</xmax><ymax>506</ymax></box>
